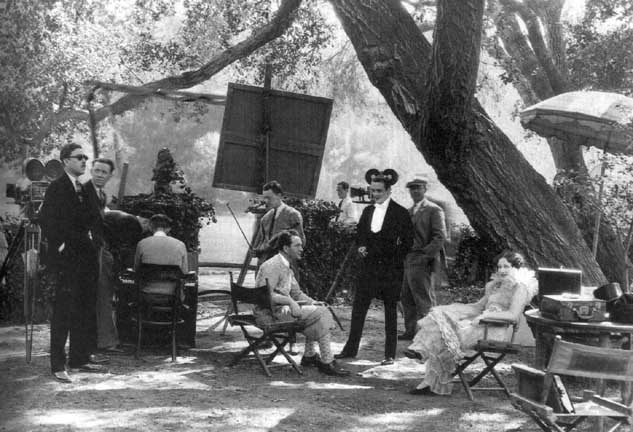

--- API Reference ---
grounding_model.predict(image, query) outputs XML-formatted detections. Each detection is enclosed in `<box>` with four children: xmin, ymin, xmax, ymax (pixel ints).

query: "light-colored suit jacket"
<box><xmin>255</xmin><ymin>253</ymin><xmax>310</xmax><ymax>302</ymax></box>
<box><xmin>134</xmin><ymin>232</ymin><xmax>188</xmax><ymax>275</ymax></box>
<box><xmin>406</xmin><ymin>199</ymin><xmax>446</xmax><ymax>267</ymax></box>
<box><xmin>253</xmin><ymin>202</ymin><xmax>305</xmax><ymax>250</ymax></box>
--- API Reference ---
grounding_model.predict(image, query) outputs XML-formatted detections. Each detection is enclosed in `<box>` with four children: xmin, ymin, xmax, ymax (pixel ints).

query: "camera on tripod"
<box><xmin>5</xmin><ymin>158</ymin><xmax>64</xmax><ymax>220</ymax></box>
<box><xmin>350</xmin><ymin>186</ymin><xmax>372</xmax><ymax>204</ymax></box>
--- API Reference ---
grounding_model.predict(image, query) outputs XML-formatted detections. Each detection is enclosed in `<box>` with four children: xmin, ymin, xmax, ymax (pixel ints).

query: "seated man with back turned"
<box><xmin>134</xmin><ymin>214</ymin><xmax>188</xmax><ymax>299</ymax></box>
<box><xmin>256</xmin><ymin>230</ymin><xmax>350</xmax><ymax>377</ymax></box>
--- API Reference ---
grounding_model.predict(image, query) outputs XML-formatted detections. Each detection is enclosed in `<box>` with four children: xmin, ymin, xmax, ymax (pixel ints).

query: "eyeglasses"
<box><xmin>69</xmin><ymin>155</ymin><xmax>89</xmax><ymax>161</ymax></box>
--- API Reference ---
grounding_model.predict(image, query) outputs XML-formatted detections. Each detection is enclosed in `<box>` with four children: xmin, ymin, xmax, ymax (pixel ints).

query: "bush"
<box><xmin>447</xmin><ymin>224</ymin><xmax>497</xmax><ymax>288</ymax></box>
<box><xmin>118</xmin><ymin>189</ymin><xmax>215</xmax><ymax>252</ymax></box>
<box><xmin>285</xmin><ymin>198</ymin><xmax>360</xmax><ymax>303</ymax></box>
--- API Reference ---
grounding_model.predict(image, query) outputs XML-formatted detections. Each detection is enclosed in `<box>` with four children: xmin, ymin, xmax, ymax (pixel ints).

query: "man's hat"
<box><xmin>406</xmin><ymin>178</ymin><xmax>428</xmax><ymax>188</ymax></box>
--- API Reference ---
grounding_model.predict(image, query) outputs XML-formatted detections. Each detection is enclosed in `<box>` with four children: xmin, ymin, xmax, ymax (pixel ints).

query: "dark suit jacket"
<box><xmin>40</xmin><ymin>174</ymin><xmax>102</xmax><ymax>272</ymax></box>
<box><xmin>83</xmin><ymin>180</ymin><xmax>106</xmax><ymax>245</ymax></box>
<box><xmin>356</xmin><ymin>199</ymin><xmax>413</xmax><ymax>301</ymax></box>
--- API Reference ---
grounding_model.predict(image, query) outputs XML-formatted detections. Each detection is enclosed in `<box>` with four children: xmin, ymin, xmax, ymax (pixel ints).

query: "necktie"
<box><xmin>75</xmin><ymin>180</ymin><xmax>84</xmax><ymax>203</ymax></box>
<box><xmin>98</xmin><ymin>188</ymin><xmax>106</xmax><ymax>209</ymax></box>
<box><xmin>268</xmin><ymin>207</ymin><xmax>277</xmax><ymax>239</ymax></box>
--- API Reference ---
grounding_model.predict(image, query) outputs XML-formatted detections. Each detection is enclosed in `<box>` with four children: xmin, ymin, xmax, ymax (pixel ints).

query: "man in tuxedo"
<box><xmin>252</xmin><ymin>181</ymin><xmax>305</xmax><ymax>266</ymax></box>
<box><xmin>335</xmin><ymin>169</ymin><xmax>413</xmax><ymax>365</ymax></box>
<box><xmin>399</xmin><ymin>178</ymin><xmax>446</xmax><ymax>340</ymax></box>
<box><xmin>84</xmin><ymin>158</ymin><xmax>120</xmax><ymax>351</ymax></box>
<box><xmin>334</xmin><ymin>181</ymin><xmax>357</xmax><ymax>225</ymax></box>
<box><xmin>40</xmin><ymin>143</ymin><xmax>104</xmax><ymax>383</ymax></box>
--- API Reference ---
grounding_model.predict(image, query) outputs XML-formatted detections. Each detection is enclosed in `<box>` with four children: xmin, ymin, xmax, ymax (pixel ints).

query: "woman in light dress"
<box><xmin>407</xmin><ymin>251</ymin><xmax>537</xmax><ymax>395</ymax></box>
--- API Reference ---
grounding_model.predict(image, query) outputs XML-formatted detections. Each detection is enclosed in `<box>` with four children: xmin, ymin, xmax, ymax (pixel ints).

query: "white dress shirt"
<box><xmin>370</xmin><ymin>197</ymin><xmax>391</xmax><ymax>233</ymax></box>
<box><xmin>338</xmin><ymin>196</ymin><xmax>358</xmax><ymax>224</ymax></box>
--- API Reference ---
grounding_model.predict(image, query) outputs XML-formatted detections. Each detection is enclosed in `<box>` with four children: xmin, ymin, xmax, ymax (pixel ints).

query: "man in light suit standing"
<box><xmin>398</xmin><ymin>178</ymin><xmax>446</xmax><ymax>340</ymax></box>
<box><xmin>252</xmin><ymin>180</ymin><xmax>305</xmax><ymax>266</ymax></box>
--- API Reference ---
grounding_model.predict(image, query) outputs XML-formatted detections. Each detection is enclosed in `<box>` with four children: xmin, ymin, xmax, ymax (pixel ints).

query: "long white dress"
<box><xmin>408</xmin><ymin>269</ymin><xmax>537</xmax><ymax>394</ymax></box>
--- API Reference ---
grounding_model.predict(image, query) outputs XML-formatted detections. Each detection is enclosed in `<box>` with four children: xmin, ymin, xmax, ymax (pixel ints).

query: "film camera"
<box><xmin>6</xmin><ymin>158</ymin><xmax>64</xmax><ymax>219</ymax></box>
<box><xmin>350</xmin><ymin>186</ymin><xmax>372</xmax><ymax>204</ymax></box>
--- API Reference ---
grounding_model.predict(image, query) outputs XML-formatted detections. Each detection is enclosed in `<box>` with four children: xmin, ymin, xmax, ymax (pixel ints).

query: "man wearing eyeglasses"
<box><xmin>40</xmin><ymin>143</ymin><xmax>105</xmax><ymax>383</ymax></box>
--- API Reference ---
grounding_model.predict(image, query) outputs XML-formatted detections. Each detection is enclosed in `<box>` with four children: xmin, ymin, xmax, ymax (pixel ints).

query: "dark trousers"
<box><xmin>342</xmin><ymin>288</ymin><xmax>398</xmax><ymax>359</ymax></box>
<box><xmin>50</xmin><ymin>255</ymin><xmax>98</xmax><ymax>372</ymax></box>
<box><xmin>401</xmin><ymin>263</ymin><xmax>434</xmax><ymax>335</ymax></box>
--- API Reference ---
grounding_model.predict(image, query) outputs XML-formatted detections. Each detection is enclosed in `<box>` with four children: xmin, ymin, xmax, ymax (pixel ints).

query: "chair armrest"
<box><xmin>480</xmin><ymin>317</ymin><xmax>517</xmax><ymax>326</ymax></box>
<box><xmin>512</xmin><ymin>363</ymin><xmax>547</xmax><ymax>402</ymax></box>
<box><xmin>589</xmin><ymin>394</ymin><xmax>633</xmax><ymax>416</ymax></box>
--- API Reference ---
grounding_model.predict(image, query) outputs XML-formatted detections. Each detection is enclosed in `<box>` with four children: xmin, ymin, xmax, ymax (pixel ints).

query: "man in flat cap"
<box><xmin>398</xmin><ymin>177</ymin><xmax>446</xmax><ymax>340</ymax></box>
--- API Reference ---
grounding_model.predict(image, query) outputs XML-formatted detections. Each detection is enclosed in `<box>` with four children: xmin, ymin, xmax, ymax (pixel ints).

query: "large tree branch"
<box><xmin>500</xmin><ymin>0</ymin><xmax>567</xmax><ymax>93</ymax></box>
<box><xmin>331</xmin><ymin>0</ymin><xmax>607</xmax><ymax>284</ymax></box>
<box><xmin>421</xmin><ymin>0</ymin><xmax>485</xmax><ymax>151</ymax></box>
<box><xmin>90</xmin><ymin>0</ymin><xmax>302</xmax><ymax>122</ymax></box>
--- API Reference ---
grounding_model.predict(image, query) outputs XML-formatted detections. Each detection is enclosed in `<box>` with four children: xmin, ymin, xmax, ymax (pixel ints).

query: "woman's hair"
<box><xmin>495</xmin><ymin>250</ymin><xmax>524</xmax><ymax>269</ymax></box>
<box><xmin>269</xmin><ymin>229</ymin><xmax>300</xmax><ymax>252</ymax></box>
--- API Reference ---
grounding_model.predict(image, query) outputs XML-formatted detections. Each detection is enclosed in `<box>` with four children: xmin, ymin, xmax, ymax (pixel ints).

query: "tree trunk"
<box><xmin>331</xmin><ymin>0</ymin><xmax>607</xmax><ymax>285</ymax></box>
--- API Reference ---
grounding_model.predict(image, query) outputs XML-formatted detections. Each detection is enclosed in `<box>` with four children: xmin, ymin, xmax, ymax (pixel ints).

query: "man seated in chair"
<box><xmin>134</xmin><ymin>214</ymin><xmax>188</xmax><ymax>300</ymax></box>
<box><xmin>255</xmin><ymin>230</ymin><xmax>350</xmax><ymax>377</ymax></box>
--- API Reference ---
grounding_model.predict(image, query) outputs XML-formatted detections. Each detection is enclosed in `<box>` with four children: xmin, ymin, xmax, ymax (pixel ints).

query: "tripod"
<box><xmin>0</xmin><ymin>217</ymin><xmax>40</xmax><ymax>363</ymax></box>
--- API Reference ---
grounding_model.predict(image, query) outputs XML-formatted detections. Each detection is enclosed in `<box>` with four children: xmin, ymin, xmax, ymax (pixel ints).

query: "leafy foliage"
<box><xmin>0</xmin><ymin>0</ymin><xmax>332</xmax><ymax>163</ymax></box>
<box><xmin>447</xmin><ymin>224</ymin><xmax>498</xmax><ymax>288</ymax></box>
<box><xmin>284</xmin><ymin>197</ymin><xmax>359</xmax><ymax>302</ymax></box>
<box><xmin>118</xmin><ymin>149</ymin><xmax>216</xmax><ymax>252</ymax></box>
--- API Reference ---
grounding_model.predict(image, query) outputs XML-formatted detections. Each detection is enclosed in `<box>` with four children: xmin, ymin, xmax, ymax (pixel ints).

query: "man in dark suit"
<box><xmin>399</xmin><ymin>178</ymin><xmax>446</xmax><ymax>340</ymax></box>
<box><xmin>252</xmin><ymin>180</ymin><xmax>305</xmax><ymax>266</ymax></box>
<box><xmin>335</xmin><ymin>169</ymin><xmax>413</xmax><ymax>365</ymax></box>
<box><xmin>40</xmin><ymin>143</ymin><xmax>104</xmax><ymax>383</ymax></box>
<box><xmin>84</xmin><ymin>158</ymin><xmax>120</xmax><ymax>351</ymax></box>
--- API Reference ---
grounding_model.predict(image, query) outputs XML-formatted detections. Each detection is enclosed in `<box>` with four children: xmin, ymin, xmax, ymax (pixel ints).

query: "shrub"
<box><xmin>284</xmin><ymin>198</ymin><xmax>359</xmax><ymax>303</ymax></box>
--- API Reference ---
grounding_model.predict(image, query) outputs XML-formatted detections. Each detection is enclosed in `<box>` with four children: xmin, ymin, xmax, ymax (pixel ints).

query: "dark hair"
<box><xmin>263</xmin><ymin>180</ymin><xmax>283</xmax><ymax>195</ymax></box>
<box><xmin>137</xmin><ymin>210</ymin><xmax>154</xmax><ymax>219</ymax></box>
<box><xmin>93</xmin><ymin>158</ymin><xmax>115</xmax><ymax>173</ymax></box>
<box><xmin>150</xmin><ymin>213</ymin><xmax>172</xmax><ymax>230</ymax></box>
<box><xmin>60</xmin><ymin>143</ymin><xmax>83</xmax><ymax>161</ymax></box>
<box><xmin>270</xmin><ymin>229</ymin><xmax>300</xmax><ymax>252</ymax></box>
<box><xmin>337</xmin><ymin>181</ymin><xmax>349</xmax><ymax>191</ymax></box>
<box><xmin>495</xmin><ymin>251</ymin><xmax>524</xmax><ymax>269</ymax></box>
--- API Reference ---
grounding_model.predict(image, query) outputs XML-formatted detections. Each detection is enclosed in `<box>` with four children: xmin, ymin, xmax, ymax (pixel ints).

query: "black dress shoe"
<box><xmin>409</xmin><ymin>386</ymin><xmax>434</xmax><ymax>396</ymax></box>
<box><xmin>89</xmin><ymin>353</ymin><xmax>110</xmax><ymax>364</ymax></box>
<box><xmin>333</xmin><ymin>351</ymin><xmax>356</xmax><ymax>360</ymax></box>
<box><xmin>397</xmin><ymin>333</ymin><xmax>414</xmax><ymax>340</ymax></box>
<box><xmin>403</xmin><ymin>349</ymin><xmax>422</xmax><ymax>360</ymax></box>
<box><xmin>381</xmin><ymin>357</ymin><xmax>395</xmax><ymax>366</ymax></box>
<box><xmin>300</xmin><ymin>354</ymin><xmax>321</xmax><ymax>367</ymax></box>
<box><xmin>318</xmin><ymin>360</ymin><xmax>351</xmax><ymax>377</ymax></box>
<box><xmin>69</xmin><ymin>363</ymin><xmax>106</xmax><ymax>373</ymax></box>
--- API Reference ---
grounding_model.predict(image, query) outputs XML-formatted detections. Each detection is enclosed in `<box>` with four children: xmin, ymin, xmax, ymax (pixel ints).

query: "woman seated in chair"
<box><xmin>255</xmin><ymin>230</ymin><xmax>350</xmax><ymax>377</ymax></box>
<box><xmin>406</xmin><ymin>251</ymin><xmax>537</xmax><ymax>396</ymax></box>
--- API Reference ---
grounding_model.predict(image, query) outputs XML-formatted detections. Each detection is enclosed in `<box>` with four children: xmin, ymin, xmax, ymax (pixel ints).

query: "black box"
<box><xmin>537</xmin><ymin>267</ymin><xmax>582</xmax><ymax>301</ymax></box>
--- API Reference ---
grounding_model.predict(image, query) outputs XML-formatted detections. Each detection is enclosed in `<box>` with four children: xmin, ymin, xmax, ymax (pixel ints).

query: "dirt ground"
<box><xmin>0</xmin><ymin>270</ymin><xmax>546</xmax><ymax>432</ymax></box>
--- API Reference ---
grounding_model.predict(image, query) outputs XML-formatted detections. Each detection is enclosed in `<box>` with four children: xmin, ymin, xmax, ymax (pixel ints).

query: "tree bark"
<box><xmin>331</xmin><ymin>0</ymin><xmax>607</xmax><ymax>284</ymax></box>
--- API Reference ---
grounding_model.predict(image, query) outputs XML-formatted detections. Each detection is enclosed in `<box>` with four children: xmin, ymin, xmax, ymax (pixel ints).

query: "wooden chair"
<box><xmin>133</xmin><ymin>264</ymin><xmax>189</xmax><ymax>361</ymax></box>
<box><xmin>511</xmin><ymin>336</ymin><xmax>633</xmax><ymax>432</ymax></box>
<box><xmin>453</xmin><ymin>317</ymin><xmax>522</xmax><ymax>400</ymax></box>
<box><xmin>227</xmin><ymin>273</ymin><xmax>303</xmax><ymax>377</ymax></box>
